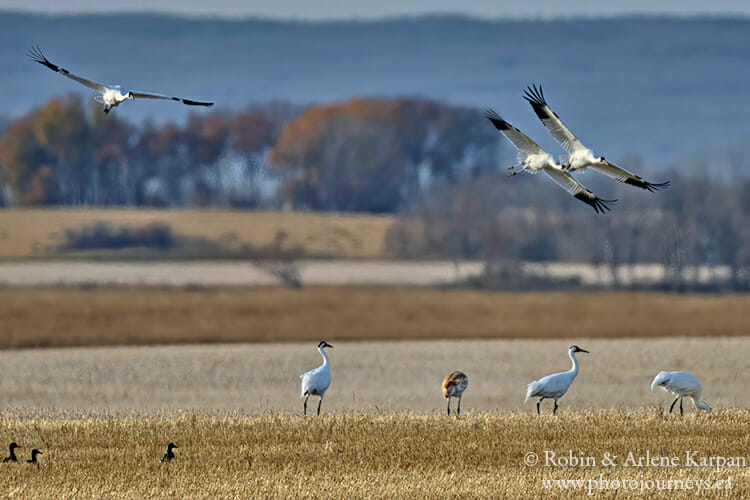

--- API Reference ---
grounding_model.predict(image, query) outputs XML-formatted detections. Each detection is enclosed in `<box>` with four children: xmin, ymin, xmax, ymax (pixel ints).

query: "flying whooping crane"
<box><xmin>3</xmin><ymin>442</ymin><xmax>19</xmax><ymax>463</ymax></box>
<box><xmin>28</xmin><ymin>46</ymin><xmax>214</xmax><ymax>115</ymax></box>
<box><xmin>651</xmin><ymin>371</ymin><xmax>712</xmax><ymax>415</ymax></box>
<box><xmin>442</xmin><ymin>371</ymin><xmax>469</xmax><ymax>416</ymax></box>
<box><xmin>300</xmin><ymin>341</ymin><xmax>333</xmax><ymax>416</ymax></box>
<box><xmin>160</xmin><ymin>443</ymin><xmax>178</xmax><ymax>462</ymax></box>
<box><xmin>484</xmin><ymin>109</ymin><xmax>615</xmax><ymax>213</ymax></box>
<box><xmin>27</xmin><ymin>449</ymin><xmax>42</xmax><ymax>466</ymax></box>
<box><xmin>525</xmin><ymin>345</ymin><xmax>589</xmax><ymax>415</ymax></box>
<box><xmin>523</xmin><ymin>84</ymin><xmax>670</xmax><ymax>192</ymax></box>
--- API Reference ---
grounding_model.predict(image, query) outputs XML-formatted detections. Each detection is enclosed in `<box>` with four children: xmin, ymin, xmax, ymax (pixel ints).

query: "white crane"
<box><xmin>28</xmin><ymin>45</ymin><xmax>214</xmax><ymax>115</ymax></box>
<box><xmin>651</xmin><ymin>371</ymin><xmax>712</xmax><ymax>415</ymax></box>
<box><xmin>523</xmin><ymin>84</ymin><xmax>670</xmax><ymax>192</ymax></box>
<box><xmin>484</xmin><ymin>109</ymin><xmax>615</xmax><ymax>213</ymax></box>
<box><xmin>525</xmin><ymin>345</ymin><xmax>589</xmax><ymax>415</ymax></box>
<box><xmin>442</xmin><ymin>371</ymin><xmax>469</xmax><ymax>416</ymax></box>
<box><xmin>300</xmin><ymin>341</ymin><xmax>333</xmax><ymax>416</ymax></box>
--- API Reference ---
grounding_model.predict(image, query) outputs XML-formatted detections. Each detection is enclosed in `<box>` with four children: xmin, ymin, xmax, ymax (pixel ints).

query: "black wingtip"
<box><xmin>522</xmin><ymin>83</ymin><xmax>546</xmax><ymax>107</ymax></box>
<box><xmin>626</xmin><ymin>178</ymin><xmax>671</xmax><ymax>192</ymax></box>
<box><xmin>182</xmin><ymin>98</ymin><xmax>214</xmax><ymax>107</ymax></box>
<box><xmin>483</xmin><ymin>108</ymin><xmax>511</xmax><ymax>131</ymax></box>
<box><xmin>576</xmin><ymin>193</ymin><xmax>617</xmax><ymax>214</ymax></box>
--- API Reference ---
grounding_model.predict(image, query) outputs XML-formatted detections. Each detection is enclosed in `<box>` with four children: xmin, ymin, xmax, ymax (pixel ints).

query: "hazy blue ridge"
<box><xmin>0</xmin><ymin>12</ymin><xmax>748</xmax><ymax>162</ymax></box>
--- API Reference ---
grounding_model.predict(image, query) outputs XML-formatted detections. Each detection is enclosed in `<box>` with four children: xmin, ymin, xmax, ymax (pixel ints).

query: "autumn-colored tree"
<box><xmin>269</xmin><ymin>97</ymin><xmax>498</xmax><ymax>212</ymax></box>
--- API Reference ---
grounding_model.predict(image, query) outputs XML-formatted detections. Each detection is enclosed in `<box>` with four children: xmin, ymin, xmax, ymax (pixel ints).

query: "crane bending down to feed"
<box><xmin>442</xmin><ymin>371</ymin><xmax>469</xmax><ymax>416</ymax></box>
<box><xmin>525</xmin><ymin>345</ymin><xmax>589</xmax><ymax>415</ymax></box>
<box><xmin>523</xmin><ymin>84</ymin><xmax>670</xmax><ymax>192</ymax></box>
<box><xmin>651</xmin><ymin>371</ymin><xmax>712</xmax><ymax>415</ymax></box>
<box><xmin>27</xmin><ymin>45</ymin><xmax>214</xmax><ymax>114</ymax></box>
<box><xmin>300</xmin><ymin>341</ymin><xmax>333</xmax><ymax>416</ymax></box>
<box><xmin>484</xmin><ymin>109</ymin><xmax>615</xmax><ymax>214</ymax></box>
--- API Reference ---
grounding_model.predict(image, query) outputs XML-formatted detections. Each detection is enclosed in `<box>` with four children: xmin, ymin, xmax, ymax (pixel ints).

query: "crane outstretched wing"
<box><xmin>590</xmin><ymin>161</ymin><xmax>670</xmax><ymax>192</ymax></box>
<box><xmin>28</xmin><ymin>45</ymin><xmax>109</xmax><ymax>94</ymax></box>
<box><xmin>130</xmin><ymin>91</ymin><xmax>214</xmax><ymax>107</ymax></box>
<box><xmin>523</xmin><ymin>84</ymin><xmax>586</xmax><ymax>154</ymax></box>
<box><xmin>542</xmin><ymin>166</ymin><xmax>616</xmax><ymax>214</ymax></box>
<box><xmin>484</xmin><ymin>109</ymin><xmax>544</xmax><ymax>158</ymax></box>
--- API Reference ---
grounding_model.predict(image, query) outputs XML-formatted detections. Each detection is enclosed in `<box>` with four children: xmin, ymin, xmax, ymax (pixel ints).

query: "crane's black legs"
<box><xmin>317</xmin><ymin>397</ymin><xmax>323</xmax><ymax>416</ymax></box>
<box><xmin>680</xmin><ymin>397</ymin><xmax>684</xmax><ymax>416</ymax></box>
<box><xmin>103</xmin><ymin>106</ymin><xmax>111</xmax><ymax>115</ymax></box>
<box><xmin>553</xmin><ymin>400</ymin><xmax>559</xmax><ymax>416</ymax></box>
<box><xmin>457</xmin><ymin>396</ymin><xmax>462</xmax><ymax>416</ymax></box>
<box><xmin>447</xmin><ymin>398</ymin><xmax>451</xmax><ymax>415</ymax></box>
<box><xmin>304</xmin><ymin>395</ymin><xmax>310</xmax><ymax>416</ymax></box>
<box><xmin>669</xmin><ymin>396</ymin><xmax>680</xmax><ymax>414</ymax></box>
<box><xmin>537</xmin><ymin>398</ymin><xmax>543</xmax><ymax>415</ymax></box>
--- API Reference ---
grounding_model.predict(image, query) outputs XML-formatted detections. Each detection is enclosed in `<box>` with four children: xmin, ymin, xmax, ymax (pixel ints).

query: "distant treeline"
<box><xmin>0</xmin><ymin>95</ymin><xmax>496</xmax><ymax>212</ymax></box>
<box><xmin>2</xmin><ymin>95</ymin><xmax>750</xmax><ymax>290</ymax></box>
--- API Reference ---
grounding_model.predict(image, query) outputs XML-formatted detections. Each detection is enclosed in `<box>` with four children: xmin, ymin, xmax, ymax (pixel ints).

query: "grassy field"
<box><xmin>0</xmin><ymin>411</ymin><xmax>746</xmax><ymax>498</ymax></box>
<box><xmin>1</xmin><ymin>287</ymin><xmax>750</xmax><ymax>348</ymax></box>
<box><xmin>0</xmin><ymin>208</ymin><xmax>393</xmax><ymax>260</ymax></box>
<box><xmin>0</xmin><ymin>337</ymin><xmax>744</xmax><ymax>412</ymax></box>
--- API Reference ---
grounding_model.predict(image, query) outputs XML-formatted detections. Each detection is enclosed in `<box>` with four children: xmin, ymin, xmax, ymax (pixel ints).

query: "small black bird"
<box><xmin>160</xmin><ymin>443</ymin><xmax>178</xmax><ymax>462</ymax></box>
<box><xmin>3</xmin><ymin>442</ymin><xmax>19</xmax><ymax>463</ymax></box>
<box><xmin>27</xmin><ymin>449</ymin><xmax>42</xmax><ymax>465</ymax></box>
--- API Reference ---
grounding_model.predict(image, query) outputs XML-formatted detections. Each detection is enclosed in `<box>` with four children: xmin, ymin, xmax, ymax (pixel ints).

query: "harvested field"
<box><xmin>0</xmin><ymin>411</ymin><xmax>746</xmax><ymax>497</ymax></box>
<box><xmin>0</xmin><ymin>208</ymin><xmax>393</xmax><ymax>260</ymax></box>
<box><xmin>0</xmin><ymin>338</ymin><xmax>744</xmax><ymax>412</ymax></box>
<box><xmin>0</xmin><ymin>287</ymin><xmax>749</xmax><ymax>348</ymax></box>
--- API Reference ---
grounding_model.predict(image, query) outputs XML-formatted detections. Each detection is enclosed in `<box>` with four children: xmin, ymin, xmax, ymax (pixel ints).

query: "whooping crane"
<box><xmin>442</xmin><ymin>371</ymin><xmax>469</xmax><ymax>416</ymax></box>
<box><xmin>3</xmin><ymin>442</ymin><xmax>19</xmax><ymax>462</ymax></box>
<box><xmin>525</xmin><ymin>345</ymin><xmax>589</xmax><ymax>415</ymax></box>
<box><xmin>27</xmin><ymin>449</ymin><xmax>42</xmax><ymax>466</ymax></box>
<box><xmin>651</xmin><ymin>371</ymin><xmax>712</xmax><ymax>415</ymax></box>
<box><xmin>160</xmin><ymin>443</ymin><xmax>178</xmax><ymax>462</ymax></box>
<box><xmin>523</xmin><ymin>84</ymin><xmax>670</xmax><ymax>192</ymax></box>
<box><xmin>300</xmin><ymin>341</ymin><xmax>333</xmax><ymax>416</ymax></box>
<box><xmin>484</xmin><ymin>109</ymin><xmax>615</xmax><ymax>213</ymax></box>
<box><xmin>28</xmin><ymin>46</ymin><xmax>214</xmax><ymax>115</ymax></box>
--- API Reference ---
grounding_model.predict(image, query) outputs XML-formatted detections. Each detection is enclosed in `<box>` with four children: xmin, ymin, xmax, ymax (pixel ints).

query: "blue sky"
<box><xmin>2</xmin><ymin>0</ymin><xmax>749</xmax><ymax>19</ymax></box>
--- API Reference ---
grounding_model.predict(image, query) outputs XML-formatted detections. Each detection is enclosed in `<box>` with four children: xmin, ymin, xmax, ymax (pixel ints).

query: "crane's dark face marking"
<box><xmin>318</xmin><ymin>341</ymin><xmax>333</xmax><ymax>349</ymax></box>
<box><xmin>570</xmin><ymin>345</ymin><xmax>589</xmax><ymax>353</ymax></box>
<box><xmin>127</xmin><ymin>92</ymin><xmax>135</xmax><ymax>100</ymax></box>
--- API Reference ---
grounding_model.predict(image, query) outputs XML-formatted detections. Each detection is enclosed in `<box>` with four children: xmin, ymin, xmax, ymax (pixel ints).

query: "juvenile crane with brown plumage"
<box><xmin>442</xmin><ymin>371</ymin><xmax>469</xmax><ymax>415</ymax></box>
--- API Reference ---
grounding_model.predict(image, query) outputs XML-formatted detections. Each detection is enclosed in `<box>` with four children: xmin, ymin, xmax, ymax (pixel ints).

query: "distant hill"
<box><xmin>1</xmin><ymin>13</ymin><xmax>748</xmax><ymax>162</ymax></box>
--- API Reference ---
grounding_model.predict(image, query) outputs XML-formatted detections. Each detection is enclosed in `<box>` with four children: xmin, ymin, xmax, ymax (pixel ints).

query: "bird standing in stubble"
<box><xmin>442</xmin><ymin>371</ymin><xmax>469</xmax><ymax>416</ymax></box>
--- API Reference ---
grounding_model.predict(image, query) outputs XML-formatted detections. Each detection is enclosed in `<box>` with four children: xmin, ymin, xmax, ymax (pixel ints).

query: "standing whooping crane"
<box><xmin>300</xmin><ymin>341</ymin><xmax>333</xmax><ymax>416</ymax></box>
<box><xmin>484</xmin><ymin>109</ymin><xmax>615</xmax><ymax>213</ymax></box>
<box><xmin>523</xmin><ymin>84</ymin><xmax>670</xmax><ymax>192</ymax></box>
<box><xmin>27</xmin><ymin>46</ymin><xmax>214</xmax><ymax>115</ymax></box>
<box><xmin>442</xmin><ymin>371</ymin><xmax>469</xmax><ymax>416</ymax></box>
<box><xmin>525</xmin><ymin>345</ymin><xmax>589</xmax><ymax>415</ymax></box>
<box><xmin>651</xmin><ymin>371</ymin><xmax>712</xmax><ymax>415</ymax></box>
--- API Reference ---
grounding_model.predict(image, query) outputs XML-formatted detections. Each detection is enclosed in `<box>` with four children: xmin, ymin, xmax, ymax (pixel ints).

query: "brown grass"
<box><xmin>0</xmin><ymin>208</ymin><xmax>393</xmax><ymax>260</ymax></box>
<box><xmin>0</xmin><ymin>338</ymin><xmax>745</xmax><ymax>412</ymax></box>
<box><xmin>1</xmin><ymin>287</ymin><xmax>749</xmax><ymax>348</ymax></box>
<box><xmin>0</xmin><ymin>411</ymin><xmax>747</xmax><ymax>498</ymax></box>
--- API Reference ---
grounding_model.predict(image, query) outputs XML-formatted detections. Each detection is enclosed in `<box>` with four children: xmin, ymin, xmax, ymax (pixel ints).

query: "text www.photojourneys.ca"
<box><xmin>541</xmin><ymin>474</ymin><xmax>732</xmax><ymax>496</ymax></box>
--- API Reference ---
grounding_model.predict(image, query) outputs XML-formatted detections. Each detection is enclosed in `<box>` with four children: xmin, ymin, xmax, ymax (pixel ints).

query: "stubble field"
<box><xmin>1</xmin><ymin>287</ymin><xmax>749</xmax><ymax>497</ymax></box>
<box><xmin>1</xmin><ymin>412</ymin><xmax>746</xmax><ymax>498</ymax></box>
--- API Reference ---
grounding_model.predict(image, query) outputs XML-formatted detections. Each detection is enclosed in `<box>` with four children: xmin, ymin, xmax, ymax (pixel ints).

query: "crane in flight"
<box><xmin>28</xmin><ymin>45</ymin><xmax>214</xmax><ymax>115</ymax></box>
<box><xmin>484</xmin><ymin>109</ymin><xmax>615</xmax><ymax>214</ymax></box>
<box><xmin>523</xmin><ymin>84</ymin><xmax>669</xmax><ymax>192</ymax></box>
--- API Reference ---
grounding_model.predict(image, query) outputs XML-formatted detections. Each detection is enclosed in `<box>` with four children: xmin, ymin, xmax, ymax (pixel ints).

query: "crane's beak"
<box><xmin>577</xmin><ymin>348</ymin><xmax>589</xmax><ymax>353</ymax></box>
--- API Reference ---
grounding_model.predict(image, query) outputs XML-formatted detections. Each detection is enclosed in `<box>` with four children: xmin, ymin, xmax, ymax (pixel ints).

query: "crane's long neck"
<box><xmin>318</xmin><ymin>347</ymin><xmax>329</xmax><ymax>367</ymax></box>
<box><xmin>568</xmin><ymin>350</ymin><xmax>579</xmax><ymax>377</ymax></box>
